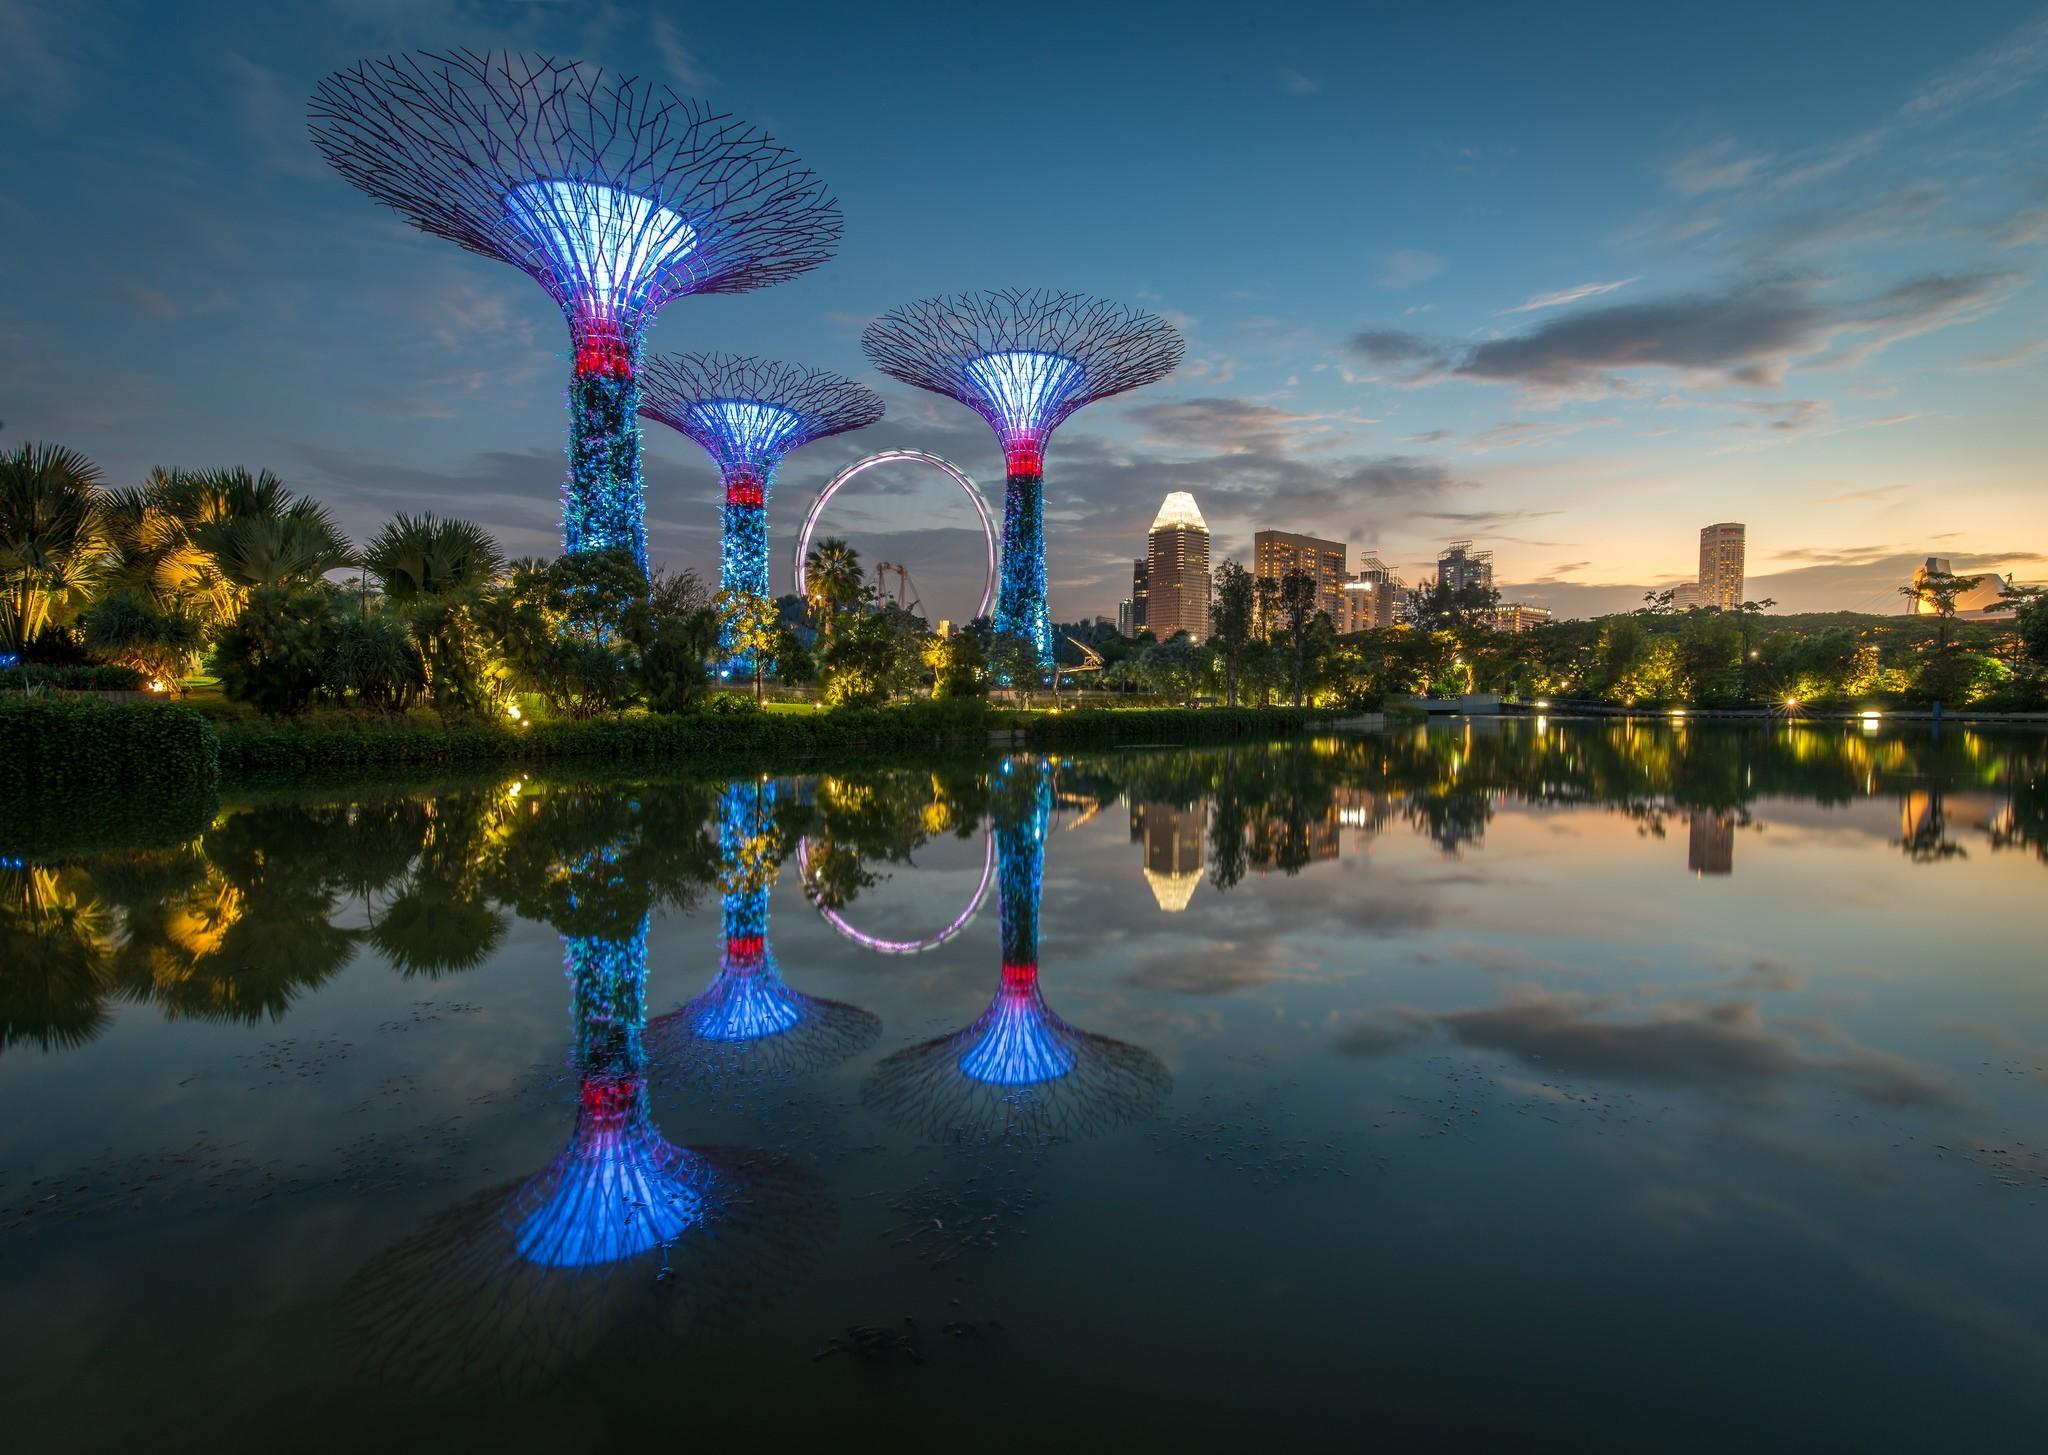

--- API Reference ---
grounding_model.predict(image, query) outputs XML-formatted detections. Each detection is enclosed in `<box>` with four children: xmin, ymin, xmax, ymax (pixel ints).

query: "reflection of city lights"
<box><xmin>1536</xmin><ymin>715</ymin><xmax>1548</xmax><ymax>732</ymax></box>
<box><xmin>1861</xmin><ymin>711</ymin><xmax>1882</xmax><ymax>733</ymax></box>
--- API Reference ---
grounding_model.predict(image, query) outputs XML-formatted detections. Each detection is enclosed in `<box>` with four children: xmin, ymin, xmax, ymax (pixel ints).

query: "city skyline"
<box><xmin>3</xmin><ymin>1</ymin><xmax>2044</xmax><ymax>628</ymax></box>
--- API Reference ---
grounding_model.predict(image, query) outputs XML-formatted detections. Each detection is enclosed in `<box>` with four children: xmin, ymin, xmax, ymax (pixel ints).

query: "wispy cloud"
<box><xmin>1276</xmin><ymin>68</ymin><xmax>1321</xmax><ymax>95</ymax></box>
<box><xmin>1505</xmin><ymin>278</ymin><xmax>1638</xmax><ymax>313</ymax></box>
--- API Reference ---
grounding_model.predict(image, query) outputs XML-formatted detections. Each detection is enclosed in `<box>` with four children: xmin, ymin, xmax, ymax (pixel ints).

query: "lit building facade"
<box><xmin>1698</xmin><ymin>523</ymin><xmax>1746</xmax><ymax>611</ymax></box>
<box><xmin>1338</xmin><ymin>555</ymin><xmax>1401</xmax><ymax>632</ymax></box>
<box><xmin>1255</xmin><ymin>530</ymin><xmax>1348</xmax><ymax>631</ymax></box>
<box><xmin>1130</xmin><ymin>801</ymin><xmax>1206</xmax><ymax>912</ymax></box>
<box><xmin>1145</xmin><ymin>494</ymin><xmax>1211</xmax><ymax>641</ymax></box>
<box><xmin>1437</xmin><ymin>539</ymin><xmax>1494</xmax><ymax>595</ymax></box>
<box><xmin>1907</xmin><ymin>557</ymin><xmax>2011</xmax><ymax>616</ymax></box>
<box><xmin>1490</xmin><ymin>602</ymin><xmax>1552</xmax><ymax>634</ymax></box>
<box><xmin>1129</xmin><ymin>557</ymin><xmax>1149</xmax><ymax>634</ymax></box>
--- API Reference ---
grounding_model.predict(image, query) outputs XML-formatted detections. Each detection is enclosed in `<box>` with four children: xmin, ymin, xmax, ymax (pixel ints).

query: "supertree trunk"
<box><xmin>719</xmin><ymin>463</ymin><xmax>771</xmax><ymax>671</ymax></box>
<box><xmin>564</xmin><ymin>319</ymin><xmax>648</xmax><ymax>569</ymax></box>
<box><xmin>995</xmin><ymin>450</ymin><xmax>1053</xmax><ymax>668</ymax></box>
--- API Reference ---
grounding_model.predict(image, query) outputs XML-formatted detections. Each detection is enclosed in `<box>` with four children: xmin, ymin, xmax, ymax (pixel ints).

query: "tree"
<box><xmin>362</xmin><ymin>512</ymin><xmax>505</xmax><ymax>716</ymax></box>
<box><xmin>1210</xmin><ymin>559</ymin><xmax>1256</xmax><ymax>707</ymax></box>
<box><xmin>821</xmin><ymin>612</ymin><xmax>911</xmax><ymax>707</ymax></box>
<box><xmin>1900</xmin><ymin>570</ymin><xmax>1975</xmax><ymax>651</ymax></box>
<box><xmin>1405</xmin><ymin>577</ymin><xmax>1501</xmax><ymax>632</ymax></box>
<box><xmin>1273</xmin><ymin>569</ymin><xmax>1322</xmax><ymax>706</ymax></box>
<box><xmin>1138</xmin><ymin>633</ymin><xmax>1207</xmax><ymax>705</ymax></box>
<box><xmin>715</xmin><ymin>588</ymin><xmax>780</xmax><ymax>702</ymax></box>
<box><xmin>803</xmin><ymin>536</ymin><xmax>868</xmax><ymax>639</ymax></box>
<box><xmin>986</xmin><ymin>631</ymin><xmax>1043</xmax><ymax>701</ymax></box>
<box><xmin>0</xmin><ymin>441</ymin><xmax>108</xmax><ymax>654</ymax></box>
<box><xmin>78</xmin><ymin>593</ymin><xmax>203</xmax><ymax>687</ymax></box>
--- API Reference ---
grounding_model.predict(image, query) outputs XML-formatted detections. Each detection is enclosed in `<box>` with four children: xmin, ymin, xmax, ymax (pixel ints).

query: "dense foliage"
<box><xmin>0</xmin><ymin>698</ymin><xmax>219</xmax><ymax>794</ymax></box>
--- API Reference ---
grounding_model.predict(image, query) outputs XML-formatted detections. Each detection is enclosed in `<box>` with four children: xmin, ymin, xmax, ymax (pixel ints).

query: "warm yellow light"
<box><xmin>1534</xmin><ymin>699</ymin><xmax>1550</xmax><ymax>709</ymax></box>
<box><xmin>1784</xmin><ymin>696</ymin><xmax>1799</xmax><ymax>708</ymax></box>
<box><xmin>505</xmin><ymin>702</ymin><xmax>522</xmax><ymax>721</ymax></box>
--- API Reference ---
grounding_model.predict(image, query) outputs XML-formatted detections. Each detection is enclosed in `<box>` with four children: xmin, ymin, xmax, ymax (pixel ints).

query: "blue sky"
<box><xmin>3</xmin><ymin>0</ymin><xmax>2044</xmax><ymax>621</ymax></box>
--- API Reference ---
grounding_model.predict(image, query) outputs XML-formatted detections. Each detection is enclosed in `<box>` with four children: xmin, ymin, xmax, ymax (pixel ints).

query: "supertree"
<box><xmin>638</xmin><ymin>354</ymin><xmax>882</xmax><ymax>669</ymax></box>
<box><xmin>650</xmin><ymin>779</ymin><xmax>879</xmax><ymax>1081</ymax></box>
<box><xmin>861</xmin><ymin>290</ymin><xmax>1182</xmax><ymax>667</ymax></box>
<box><xmin>861</xmin><ymin>757</ymin><xmax>1171</xmax><ymax>1143</ymax></box>
<box><xmin>335</xmin><ymin>795</ymin><xmax>828</xmax><ymax>1392</ymax></box>
<box><xmin>309</xmin><ymin>51</ymin><xmax>841</xmax><ymax>569</ymax></box>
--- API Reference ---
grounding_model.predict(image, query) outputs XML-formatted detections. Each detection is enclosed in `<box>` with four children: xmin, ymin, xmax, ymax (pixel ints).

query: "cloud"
<box><xmin>1353</xmin><ymin>271</ymin><xmax>2014</xmax><ymax>397</ymax></box>
<box><xmin>1122</xmin><ymin>397</ymin><xmax>1333</xmax><ymax>455</ymax></box>
<box><xmin>1992</xmin><ymin>206</ymin><xmax>2048</xmax><ymax>248</ymax></box>
<box><xmin>1435</xmin><ymin>988</ymin><xmax>1969</xmax><ymax>1111</ymax></box>
<box><xmin>649</xmin><ymin>15</ymin><xmax>714</xmax><ymax>89</ymax></box>
<box><xmin>1461</xmin><ymin>417</ymin><xmax>1618</xmax><ymax>452</ymax></box>
<box><xmin>1375</xmin><ymin>249</ymin><xmax>1443</xmax><ymax>290</ymax></box>
<box><xmin>1899</xmin><ymin>9</ymin><xmax>2048</xmax><ymax>120</ymax></box>
<box><xmin>1962</xmin><ymin>336</ymin><xmax>2048</xmax><ymax>371</ymax></box>
<box><xmin>1505</xmin><ymin>278</ymin><xmax>1639</xmax><ymax>313</ymax></box>
<box><xmin>1123</xmin><ymin>941</ymin><xmax>1314</xmax><ymax>996</ymax></box>
<box><xmin>1276</xmin><ymin>68</ymin><xmax>1321</xmax><ymax>95</ymax></box>
<box><xmin>1663</xmin><ymin>138</ymin><xmax>1773</xmax><ymax>196</ymax></box>
<box><xmin>1811</xmin><ymin>484</ymin><xmax>1912</xmax><ymax>506</ymax></box>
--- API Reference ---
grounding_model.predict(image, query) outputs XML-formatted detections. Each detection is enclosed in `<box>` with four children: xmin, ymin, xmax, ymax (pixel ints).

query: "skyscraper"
<box><xmin>1254</xmin><ymin>530</ymin><xmax>1348</xmax><ymax>630</ymax></box>
<box><xmin>1129</xmin><ymin>557</ymin><xmax>1149</xmax><ymax>635</ymax></box>
<box><xmin>1130</xmin><ymin>801</ymin><xmax>1206</xmax><ymax>912</ymax></box>
<box><xmin>1437</xmin><ymin>539</ymin><xmax>1494</xmax><ymax>595</ymax></box>
<box><xmin>1698</xmin><ymin>523</ymin><xmax>1746</xmax><ymax>611</ymax></box>
<box><xmin>1145</xmin><ymin>493</ymin><xmax>1212</xmax><ymax>641</ymax></box>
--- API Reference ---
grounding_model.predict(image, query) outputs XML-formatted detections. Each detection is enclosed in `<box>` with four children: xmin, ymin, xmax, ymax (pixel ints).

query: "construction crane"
<box><xmin>874</xmin><ymin>562</ymin><xmax>924</xmax><ymax>617</ymax></box>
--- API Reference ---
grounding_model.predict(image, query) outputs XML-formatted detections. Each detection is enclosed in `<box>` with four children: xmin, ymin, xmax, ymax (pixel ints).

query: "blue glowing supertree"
<box><xmin>861</xmin><ymin>758</ymin><xmax>1171</xmax><ymax>1142</ymax></box>
<box><xmin>638</xmin><ymin>355</ymin><xmax>882</xmax><ymax>669</ymax></box>
<box><xmin>862</xmin><ymin>291</ymin><xmax>1183</xmax><ymax>667</ymax></box>
<box><xmin>334</xmin><ymin>846</ymin><xmax>828</xmax><ymax>1391</ymax></box>
<box><xmin>309</xmin><ymin>51</ymin><xmax>841</xmax><ymax>569</ymax></box>
<box><xmin>650</xmin><ymin>780</ymin><xmax>879</xmax><ymax>1079</ymax></box>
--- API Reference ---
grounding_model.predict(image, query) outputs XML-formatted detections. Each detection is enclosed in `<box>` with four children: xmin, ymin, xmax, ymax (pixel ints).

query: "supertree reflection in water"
<box><xmin>862</xmin><ymin>758</ymin><xmax>1169</xmax><ymax>1144</ymax></box>
<box><xmin>335</xmin><ymin>826</ymin><xmax>829</xmax><ymax>1392</ymax></box>
<box><xmin>650</xmin><ymin>781</ymin><xmax>879</xmax><ymax>1083</ymax></box>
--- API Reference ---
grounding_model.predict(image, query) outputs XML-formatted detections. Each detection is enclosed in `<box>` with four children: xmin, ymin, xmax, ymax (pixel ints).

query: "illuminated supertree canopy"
<box><xmin>650</xmin><ymin>781</ymin><xmax>879</xmax><ymax>1080</ymax></box>
<box><xmin>638</xmin><ymin>354</ymin><xmax>882</xmax><ymax>666</ymax></box>
<box><xmin>861</xmin><ymin>758</ymin><xmax>1171</xmax><ymax>1143</ymax></box>
<box><xmin>308</xmin><ymin>50</ymin><xmax>841</xmax><ymax>569</ymax></box>
<box><xmin>862</xmin><ymin>290</ymin><xmax>1182</xmax><ymax>666</ymax></box>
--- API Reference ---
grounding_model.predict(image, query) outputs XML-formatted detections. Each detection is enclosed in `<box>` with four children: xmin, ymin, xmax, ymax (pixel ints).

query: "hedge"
<box><xmin>216</xmin><ymin>699</ymin><xmax>1008</xmax><ymax>775</ymax></box>
<box><xmin>0</xmin><ymin>698</ymin><xmax>220</xmax><ymax>795</ymax></box>
<box><xmin>1020</xmin><ymin>705</ymin><xmax>1330</xmax><ymax>745</ymax></box>
<box><xmin>0</xmin><ymin>663</ymin><xmax>148</xmax><ymax>691</ymax></box>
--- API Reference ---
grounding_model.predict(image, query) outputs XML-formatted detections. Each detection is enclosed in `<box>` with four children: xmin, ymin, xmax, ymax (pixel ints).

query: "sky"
<box><xmin>2</xmin><ymin>0</ymin><xmax>2044</xmax><ymax>623</ymax></box>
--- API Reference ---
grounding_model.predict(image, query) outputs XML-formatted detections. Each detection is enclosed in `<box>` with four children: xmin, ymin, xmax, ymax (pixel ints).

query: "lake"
<box><xmin>4</xmin><ymin>720</ymin><xmax>2046</xmax><ymax>1450</ymax></box>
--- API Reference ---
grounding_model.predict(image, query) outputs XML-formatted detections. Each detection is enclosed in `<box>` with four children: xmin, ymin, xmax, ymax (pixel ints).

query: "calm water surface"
<box><xmin>4</xmin><ymin>722</ymin><xmax>2046</xmax><ymax>1450</ymax></box>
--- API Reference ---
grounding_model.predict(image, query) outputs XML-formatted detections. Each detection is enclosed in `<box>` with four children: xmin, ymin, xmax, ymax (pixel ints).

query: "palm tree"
<box><xmin>803</xmin><ymin>536</ymin><xmax>867</xmax><ymax>639</ymax></box>
<box><xmin>0</xmin><ymin>442</ymin><xmax>109</xmax><ymax>653</ymax></box>
<box><xmin>361</xmin><ymin>513</ymin><xmax>505</xmax><ymax>603</ymax></box>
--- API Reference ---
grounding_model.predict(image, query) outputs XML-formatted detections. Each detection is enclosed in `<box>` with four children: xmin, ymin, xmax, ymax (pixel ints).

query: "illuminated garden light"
<box><xmin>639</xmin><ymin>355</ymin><xmax>882</xmax><ymax>668</ymax></box>
<box><xmin>309</xmin><ymin>51</ymin><xmax>840</xmax><ymax>569</ymax></box>
<box><xmin>863</xmin><ymin>290</ymin><xmax>1182</xmax><ymax>667</ymax></box>
<box><xmin>649</xmin><ymin>781</ymin><xmax>878</xmax><ymax>1079</ymax></box>
<box><xmin>861</xmin><ymin>757</ymin><xmax>1170</xmax><ymax>1142</ymax></box>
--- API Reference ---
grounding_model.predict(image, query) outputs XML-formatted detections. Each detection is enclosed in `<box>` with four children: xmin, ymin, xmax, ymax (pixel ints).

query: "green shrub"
<box><xmin>0</xmin><ymin>662</ymin><xmax>147</xmax><ymax>691</ymax></box>
<box><xmin>214</xmin><ymin>585</ymin><xmax>342</xmax><ymax>714</ymax></box>
<box><xmin>329</xmin><ymin>612</ymin><xmax>427</xmax><ymax>711</ymax></box>
<box><xmin>0</xmin><ymin>698</ymin><xmax>219</xmax><ymax>798</ymax></box>
<box><xmin>78</xmin><ymin>593</ymin><xmax>204</xmax><ymax>684</ymax></box>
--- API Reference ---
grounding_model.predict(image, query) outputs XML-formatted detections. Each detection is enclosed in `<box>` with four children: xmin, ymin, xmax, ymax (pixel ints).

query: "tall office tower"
<box><xmin>1116</xmin><ymin>597</ymin><xmax>1136</xmax><ymax>638</ymax></box>
<box><xmin>1436</xmin><ymin>539</ymin><xmax>1494</xmax><ymax>595</ymax></box>
<box><xmin>1698</xmin><ymin>523</ymin><xmax>1746</xmax><ymax>611</ymax></box>
<box><xmin>1130</xmin><ymin>801</ymin><xmax>1207</xmax><ymax>912</ymax></box>
<box><xmin>1339</xmin><ymin>554</ymin><xmax>1400</xmax><ymax>631</ymax></box>
<box><xmin>1145</xmin><ymin>493</ymin><xmax>1212</xmax><ymax>641</ymax></box>
<box><xmin>1254</xmin><ymin>530</ymin><xmax>1349</xmax><ymax>630</ymax></box>
<box><xmin>1129</xmin><ymin>557</ymin><xmax>1149</xmax><ymax>634</ymax></box>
